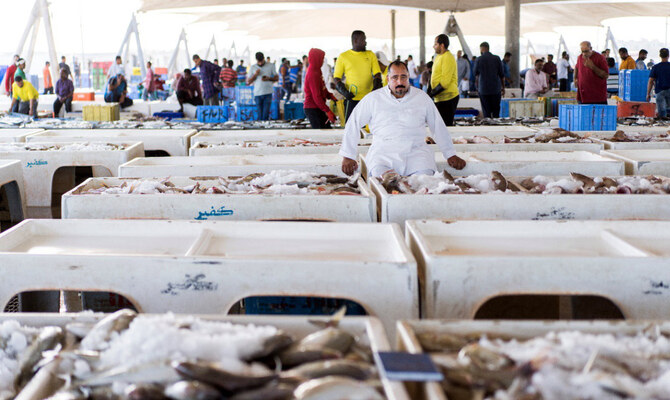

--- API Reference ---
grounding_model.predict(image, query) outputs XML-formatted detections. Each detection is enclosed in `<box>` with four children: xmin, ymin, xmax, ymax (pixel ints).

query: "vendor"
<box><xmin>104</xmin><ymin>73</ymin><xmax>133</xmax><ymax>109</ymax></box>
<box><xmin>8</xmin><ymin>76</ymin><xmax>39</xmax><ymax>118</ymax></box>
<box><xmin>339</xmin><ymin>60</ymin><xmax>466</xmax><ymax>178</ymax></box>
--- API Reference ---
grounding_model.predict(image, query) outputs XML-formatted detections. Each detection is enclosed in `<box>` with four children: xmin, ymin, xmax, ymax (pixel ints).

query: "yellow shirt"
<box><xmin>334</xmin><ymin>50</ymin><xmax>382</xmax><ymax>101</ymax></box>
<box><xmin>619</xmin><ymin>56</ymin><xmax>636</xmax><ymax>71</ymax></box>
<box><xmin>431</xmin><ymin>51</ymin><xmax>459</xmax><ymax>102</ymax></box>
<box><xmin>382</xmin><ymin>66</ymin><xmax>388</xmax><ymax>86</ymax></box>
<box><xmin>12</xmin><ymin>82</ymin><xmax>39</xmax><ymax>101</ymax></box>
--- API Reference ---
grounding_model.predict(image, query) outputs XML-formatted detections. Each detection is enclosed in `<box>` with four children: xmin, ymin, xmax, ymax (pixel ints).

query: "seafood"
<box><xmin>609</xmin><ymin>130</ymin><xmax>670</xmax><ymax>142</ymax></box>
<box><xmin>15</xmin><ymin>326</ymin><xmax>64</xmax><ymax>390</ymax></box>
<box><xmin>293</xmin><ymin>376</ymin><xmax>384</xmax><ymax>400</ymax></box>
<box><xmin>195</xmin><ymin>138</ymin><xmax>347</xmax><ymax>148</ymax></box>
<box><xmin>163</xmin><ymin>380</ymin><xmax>221</xmax><ymax>400</ymax></box>
<box><xmin>80</xmin><ymin>309</ymin><xmax>137</xmax><ymax>351</ymax></box>
<box><xmin>0</xmin><ymin>142</ymin><xmax>126</xmax><ymax>152</ymax></box>
<box><xmin>381</xmin><ymin>171</ymin><xmax>670</xmax><ymax>195</ymax></box>
<box><xmin>77</xmin><ymin>171</ymin><xmax>361</xmax><ymax>196</ymax></box>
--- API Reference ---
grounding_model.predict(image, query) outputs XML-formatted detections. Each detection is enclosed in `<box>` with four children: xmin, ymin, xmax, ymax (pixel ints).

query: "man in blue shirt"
<box><xmin>647</xmin><ymin>48</ymin><xmax>670</xmax><ymax>118</ymax></box>
<box><xmin>236</xmin><ymin>61</ymin><xmax>247</xmax><ymax>85</ymax></box>
<box><xmin>474</xmin><ymin>42</ymin><xmax>505</xmax><ymax>118</ymax></box>
<box><xmin>104</xmin><ymin>73</ymin><xmax>133</xmax><ymax>109</ymax></box>
<box><xmin>193</xmin><ymin>54</ymin><xmax>222</xmax><ymax>106</ymax></box>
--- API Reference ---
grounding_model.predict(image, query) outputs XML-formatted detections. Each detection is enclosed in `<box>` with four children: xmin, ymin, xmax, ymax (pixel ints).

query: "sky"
<box><xmin>1</xmin><ymin>0</ymin><xmax>668</xmax><ymax>75</ymax></box>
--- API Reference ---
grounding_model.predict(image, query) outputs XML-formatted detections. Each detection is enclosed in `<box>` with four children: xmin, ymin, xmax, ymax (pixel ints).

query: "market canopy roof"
<box><xmin>141</xmin><ymin>1</ymin><xmax>670</xmax><ymax>38</ymax></box>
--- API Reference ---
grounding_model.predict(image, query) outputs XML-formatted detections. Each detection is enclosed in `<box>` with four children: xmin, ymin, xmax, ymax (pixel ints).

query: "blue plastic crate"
<box><xmin>0</xmin><ymin>65</ymin><xmax>8</xmax><ymax>85</ymax></box>
<box><xmin>270</xmin><ymin>100</ymin><xmax>280</xmax><ymax>120</ymax></box>
<box><xmin>196</xmin><ymin>106</ymin><xmax>229</xmax><ymax>123</ymax></box>
<box><xmin>244</xmin><ymin>296</ymin><xmax>366</xmax><ymax>316</ymax></box>
<box><xmin>235</xmin><ymin>85</ymin><xmax>255</xmax><ymax>105</ymax></box>
<box><xmin>551</xmin><ymin>98</ymin><xmax>578</xmax><ymax>117</ymax></box>
<box><xmin>500</xmin><ymin>98</ymin><xmax>531</xmax><ymax>118</ymax></box>
<box><xmin>284</xmin><ymin>101</ymin><xmax>305</xmax><ymax>120</ymax></box>
<box><xmin>559</xmin><ymin>104</ymin><xmax>617</xmax><ymax>131</ymax></box>
<box><xmin>153</xmin><ymin>111</ymin><xmax>184</xmax><ymax>121</ymax></box>
<box><xmin>454</xmin><ymin>108</ymin><xmax>479</xmax><ymax>118</ymax></box>
<box><xmin>235</xmin><ymin>104</ymin><xmax>258</xmax><ymax>122</ymax></box>
<box><xmin>619</xmin><ymin>70</ymin><xmax>650</xmax><ymax>102</ymax></box>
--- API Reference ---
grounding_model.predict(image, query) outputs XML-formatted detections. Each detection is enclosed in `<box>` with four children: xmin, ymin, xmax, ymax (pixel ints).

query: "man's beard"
<box><xmin>393</xmin><ymin>85</ymin><xmax>408</xmax><ymax>96</ymax></box>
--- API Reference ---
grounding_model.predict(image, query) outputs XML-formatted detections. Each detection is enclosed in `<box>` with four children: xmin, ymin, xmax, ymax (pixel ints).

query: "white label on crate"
<box><xmin>194</xmin><ymin>206</ymin><xmax>234</xmax><ymax>220</ymax></box>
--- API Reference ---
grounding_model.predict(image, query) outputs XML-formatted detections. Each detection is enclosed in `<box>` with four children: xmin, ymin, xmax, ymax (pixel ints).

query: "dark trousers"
<box><xmin>255</xmin><ymin>94</ymin><xmax>272</xmax><ymax>121</ymax></box>
<box><xmin>104</xmin><ymin>93</ymin><xmax>133</xmax><ymax>109</ymax></box>
<box><xmin>559</xmin><ymin>78</ymin><xmax>569</xmax><ymax>92</ymax></box>
<box><xmin>18</xmin><ymin>101</ymin><xmax>38</xmax><ymax>118</ymax></box>
<box><xmin>282</xmin><ymin>82</ymin><xmax>292</xmax><ymax>101</ymax></box>
<box><xmin>43</xmin><ymin>87</ymin><xmax>54</xmax><ymax>94</ymax></box>
<box><xmin>479</xmin><ymin>93</ymin><xmax>502</xmax><ymax>118</ymax></box>
<box><xmin>304</xmin><ymin>108</ymin><xmax>332</xmax><ymax>129</ymax></box>
<box><xmin>53</xmin><ymin>97</ymin><xmax>72</xmax><ymax>116</ymax></box>
<box><xmin>176</xmin><ymin>90</ymin><xmax>204</xmax><ymax>110</ymax></box>
<box><xmin>435</xmin><ymin>96</ymin><xmax>460</xmax><ymax>126</ymax></box>
<box><xmin>344</xmin><ymin>99</ymin><xmax>360</xmax><ymax>122</ymax></box>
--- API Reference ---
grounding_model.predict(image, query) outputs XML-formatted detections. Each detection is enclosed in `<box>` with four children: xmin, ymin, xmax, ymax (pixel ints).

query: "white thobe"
<box><xmin>339</xmin><ymin>86</ymin><xmax>457</xmax><ymax>177</ymax></box>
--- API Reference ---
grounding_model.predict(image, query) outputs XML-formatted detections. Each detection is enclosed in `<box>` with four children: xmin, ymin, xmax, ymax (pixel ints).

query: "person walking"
<box><xmin>43</xmin><ymin>61</ymin><xmax>54</xmax><ymax>94</ymax></box>
<box><xmin>502</xmin><ymin>52</ymin><xmax>512</xmax><ymax>87</ymax></box>
<box><xmin>142</xmin><ymin>61</ymin><xmax>156</xmax><ymax>101</ymax></box>
<box><xmin>303</xmin><ymin>48</ymin><xmax>337</xmax><ymax>129</ymax></box>
<box><xmin>59</xmin><ymin>56</ymin><xmax>72</xmax><ymax>81</ymax></box>
<box><xmin>407</xmin><ymin>55</ymin><xmax>419</xmax><ymax>87</ymax></box>
<box><xmin>219</xmin><ymin>60</ymin><xmax>238</xmax><ymax>104</ymax></box>
<box><xmin>53</xmin><ymin>68</ymin><xmax>74</xmax><ymax>116</ymax></box>
<box><xmin>636</xmin><ymin>50</ymin><xmax>648</xmax><ymax>70</ymax></box>
<box><xmin>4</xmin><ymin>55</ymin><xmax>19</xmax><ymax>99</ymax></box>
<box><xmin>430</xmin><ymin>34</ymin><xmax>459</xmax><ymax>126</ymax></box>
<box><xmin>247</xmin><ymin>52</ymin><xmax>278</xmax><ymax>120</ymax></box>
<box><xmin>557</xmin><ymin>52</ymin><xmax>572</xmax><ymax>92</ymax></box>
<box><xmin>574</xmin><ymin>41</ymin><xmax>609</xmax><ymax>104</ymax></box>
<box><xmin>457</xmin><ymin>51</ymin><xmax>471</xmax><ymax>97</ymax></box>
<box><xmin>473</xmin><ymin>42</ymin><xmax>505</xmax><ymax>118</ymax></box>
<box><xmin>193</xmin><ymin>54</ymin><xmax>222</xmax><ymax>106</ymax></box>
<box><xmin>333</xmin><ymin>30</ymin><xmax>382</xmax><ymax>121</ymax></box>
<box><xmin>647</xmin><ymin>48</ymin><xmax>670</xmax><ymax>118</ymax></box>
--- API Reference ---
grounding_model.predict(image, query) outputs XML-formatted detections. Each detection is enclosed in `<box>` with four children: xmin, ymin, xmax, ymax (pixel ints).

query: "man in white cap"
<box><xmin>375</xmin><ymin>51</ymin><xmax>391</xmax><ymax>86</ymax></box>
<box><xmin>340</xmin><ymin>60</ymin><xmax>466</xmax><ymax>178</ymax></box>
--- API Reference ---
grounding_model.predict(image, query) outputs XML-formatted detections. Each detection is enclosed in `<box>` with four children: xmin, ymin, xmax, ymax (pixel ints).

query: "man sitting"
<box><xmin>176</xmin><ymin>69</ymin><xmax>203</xmax><ymax>111</ymax></box>
<box><xmin>53</xmin><ymin>68</ymin><xmax>74</xmax><ymax>117</ymax></box>
<box><xmin>104</xmin><ymin>73</ymin><xmax>133</xmax><ymax>109</ymax></box>
<box><xmin>8</xmin><ymin>76</ymin><xmax>39</xmax><ymax>118</ymax></box>
<box><xmin>340</xmin><ymin>60</ymin><xmax>466</xmax><ymax>178</ymax></box>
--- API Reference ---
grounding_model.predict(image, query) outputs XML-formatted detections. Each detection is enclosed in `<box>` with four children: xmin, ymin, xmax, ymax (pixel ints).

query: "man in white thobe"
<box><xmin>340</xmin><ymin>60</ymin><xmax>466</xmax><ymax>177</ymax></box>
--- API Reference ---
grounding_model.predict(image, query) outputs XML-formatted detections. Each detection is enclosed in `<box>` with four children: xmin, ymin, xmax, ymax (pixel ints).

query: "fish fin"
<box><xmin>308</xmin><ymin>306</ymin><xmax>347</xmax><ymax>328</ymax></box>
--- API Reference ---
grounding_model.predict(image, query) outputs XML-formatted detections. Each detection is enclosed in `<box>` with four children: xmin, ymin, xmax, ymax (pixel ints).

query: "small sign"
<box><xmin>375</xmin><ymin>351</ymin><xmax>443</xmax><ymax>382</ymax></box>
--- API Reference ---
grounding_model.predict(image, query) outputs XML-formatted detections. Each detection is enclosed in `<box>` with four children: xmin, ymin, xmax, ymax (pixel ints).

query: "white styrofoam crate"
<box><xmin>447</xmin><ymin>126</ymin><xmax>538</xmax><ymax>136</ymax></box>
<box><xmin>396</xmin><ymin>319</ymin><xmax>670</xmax><ymax>400</ymax></box>
<box><xmin>361</xmin><ymin>151</ymin><xmax>624</xmax><ymax>177</ymax></box>
<box><xmin>26</xmin><ymin>129</ymin><xmax>196</xmax><ymax>156</ymax></box>
<box><xmin>594</xmin><ymin>138</ymin><xmax>670</xmax><ymax>150</ymax></box>
<box><xmin>0</xmin><ymin>129</ymin><xmax>44</xmax><ymax>143</ymax></box>
<box><xmin>451</xmin><ymin>142</ymin><xmax>603</xmax><ymax>152</ymax></box>
<box><xmin>0</xmin><ymin>219</ymin><xmax>418</xmax><ymax>335</ymax></box>
<box><xmin>405</xmin><ymin>219</ymin><xmax>670</xmax><ymax>320</ymax></box>
<box><xmin>119</xmin><ymin>154</ymin><xmax>348</xmax><ymax>178</ymax></box>
<box><xmin>0</xmin><ymin>142</ymin><xmax>144</xmax><ymax>208</ymax></box>
<box><xmin>0</xmin><ymin>160</ymin><xmax>27</xmax><ymax>226</ymax></box>
<box><xmin>191</xmin><ymin>129</ymin><xmax>345</xmax><ymax>145</ymax></box>
<box><xmin>189</xmin><ymin>139</ymin><xmax>371</xmax><ymax>156</ymax></box>
<box><xmin>62</xmin><ymin>176</ymin><xmax>376</xmax><ymax>222</ymax></box>
<box><xmin>370</xmin><ymin>176</ymin><xmax>670</xmax><ymax>225</ymax></box>
<box><xmin>602</xmin><ymin>149</ymin><xmax>670</xmax><ymax>175</ymax></box>
<box><xmin>7</xmin><ymin>313</ymin><xmax>409</xmax><ymax>400</ymax></box>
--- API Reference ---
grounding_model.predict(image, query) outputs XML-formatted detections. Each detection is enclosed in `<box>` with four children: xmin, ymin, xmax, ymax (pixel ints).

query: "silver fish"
<box><xmin>125</xmin><ymin>383</ymin><xmax>168</xmax><ymax>400</ymax></box>
<box><xmin>164</xmin><ymin>380</ymin><xmax>222</xmax><ymax>400</ymax></box>
<box><xmin>173</xmin><ymin>361</ymin><xmax>277</xmax><ymax>392</ymax></box>
<box><xmin>293</xmin><ymin>377</ymin><xmax>384</xmax><ymax>400</ymax></box>
<box><xmin>282</xmin><ymin>359</ymin><xmax>375</xmax><ymax>381</ymax></box>
<box><xmin>228</xmin><ymin>382</ymin><xmax>294</xmax><ymax>400</ymax></box>
<box><xmin>15</xmin><ymin>326</ymin><xmax>64</xmax><ymax>391</ymax></box>
<box><xmin>81</xmin><ymin>309</ymin><xmax>137</xmax><ymax>351</ymax></box>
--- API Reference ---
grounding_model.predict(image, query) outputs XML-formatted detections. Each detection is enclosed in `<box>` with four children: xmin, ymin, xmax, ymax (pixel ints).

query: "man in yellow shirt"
<box><xmin>619</xmin><ymin>47</ymin><xmax>636</xmax><ymax>70</ymax></box>
<box><xmin>430</xmin><ymin>34</ymin><xmax>460</xmax><ymax>126</ymax></box>
<box><xmin>334</xmin><ymin>30</ymin><xmax>382</xmax><ymax>121</ymax></box>
<box><xmin>9</xmin><ymin>76</ymin><xmax>39</xmax><ymax>118</ymax></box>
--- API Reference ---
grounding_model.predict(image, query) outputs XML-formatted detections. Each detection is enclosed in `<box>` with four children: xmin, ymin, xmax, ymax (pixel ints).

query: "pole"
<box><xmin>419</xmin><ymin>11</ymin><xmax>426</xmax><ymax>64</ymax></box>
<box><xmin>505</xmin><ymin>0</ymin><xmax>521</xmax><ymax>88</ymax></box>
<box><xmin>391</xmin><ymin>10</ymin><xmax>396</xmax><ymax>60</ymax></box>
<box><xmin>41</xmin><ymin>0</ymin><xmax>59</xmax><ymax>84</ymax></box>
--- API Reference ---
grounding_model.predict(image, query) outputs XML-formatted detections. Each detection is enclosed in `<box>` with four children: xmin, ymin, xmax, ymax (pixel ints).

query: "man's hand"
<box><xmin>501</xmin><ymin>87</ymin><xmax>506</xmax><ymax>96</ymax></box>
<box><xmin>326</xmin><ymin>110</ymin><xmax>336</xmax><ymax>125</ymax></box>
<box><xmin>647</xmin><ymin>93</ymin><xmax>652</xmax><ymax>102</ymax></box>
<box><xmin>342</xmin><ymin>157</ymin><xmax>358</xmax><ymax>176</ymax></box>
<box><xmin>584</xmin><ymin>57</ymin><xmax>596</xmax><ymax>70</ymax></box>
<box><xmin>261</xmin><ymin>76</ymin><xmax>269</xmax><ymax>81</ymax></box>
<box><xmin>447</xmin><ymin>155</ymin><xmax>466</xmax><ymax>170</ymax></box>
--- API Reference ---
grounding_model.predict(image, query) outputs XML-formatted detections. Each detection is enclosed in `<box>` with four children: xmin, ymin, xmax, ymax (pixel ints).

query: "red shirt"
<box><xmin>575</xmin><ymin>52</ymin><xmax>608</xmax><ymax>104</ymax></box>
<box><xmin>303</xmin><ymin>48</ymin><xmax>336</xmax><ymax>114</ymax></box>
<box><xmin>4</xmin><ymin>64</ymin><xmax>17</xmax><ymax>92</ymax></box>
<box><xmin>219</xmin><ymin>67</ymin><xmax>237</xmax><ymax>88</ymax></box>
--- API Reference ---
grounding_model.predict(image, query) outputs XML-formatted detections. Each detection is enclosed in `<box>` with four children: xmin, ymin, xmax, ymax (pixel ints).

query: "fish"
<box><xmin>570</xmin><ymin>172</ymin><xmax>596</xmax><ymax>189</ymax></box>
<box><xmin>15</xmin><ymin>326</ymin><xmax>64</xmax><ymax>391</ymax></box>
<box><xmin>418</xmin><ymin>331</ymin><xmax>470</xmax><ymax>352</ymax></box>
<box><xmin>81</xmin><ymin>309</ymin><xmax>137</xmax><ymax>351</ymax></box>
<box><xmin>245</xmin><ymin>332</ymin><xmax>294</xmax><ymax>361</ymax></box>
<box><xmin>173</xmin><ymin>361</ymin><xmax>277</xmax><ymax>393</ymax></box>
<box><xmin>458</xmin><ymin>343</ymin><xmax>514</xmax><ymax>371</ymax></box>
<box><xmin>293</xmin><ymin>377</ymin><xmax>384</xmax><ymax>400</ymax></box>
<box><xmin>282</xmin><ymin>359</ymin><xmax>376</xmax><ymax>381</ymax></box>
<box><xmin>163</xmin><ymin>380</ymin><xmax>223</xmax><ymax>400</ymax></box>
<box><xmin>44</xmin><ymin>389</ymin><xmax>88</xmax><ymax>400</ymax></box>
<box><xmin>77</xmin><ymin>362</ymin><xmax>180</xmax><ymax>387</ymax></box>
<box><xmin>124</xmin><ymin>383</ymin><xmax>168</xmax><ymax>400</ymax></box>
<box><xmin>228</xmin><ymin>382</ymin><xmax>294</xmax><ymax>400</ymax></box>
<box><xmin>491</xmin><ymin>171</ymin><xmax>508</xmax><ymax>192</ymax></box>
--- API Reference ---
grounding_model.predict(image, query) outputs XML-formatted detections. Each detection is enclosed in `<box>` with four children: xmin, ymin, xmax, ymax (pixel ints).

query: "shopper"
<box><xmin>219</xmin><ymin>60</ymin><xmax>238</xmax><ymax>104</ymax></box>
<box><xmin>236</xmin><ymin>60</ymin><xmax>247</xmax><ymax>85</ymax></box>
<box><xmin>142</xmin><ymin>61</ymin><xmax>156</xmax><ymax>101</ymax></box>
<box><xmin>636</xmin><ymin>50</ymin><xmax>648</xmax><ymax>70</ymax></box>
<box><xmin>473</xmin><ymin>42</ymin><xmax>505</xmax><ymax>118</ymax></box>
<box><xmin>247</xmin><ymin>51</ymin><xmax>278</xmax><ymax>121</ymax></box>
<box><xmin>543</xmin><ymin>54</ymin><xmax>557</xmax><ymax>87</ymax></box>
<box><xmin>279</xmin><ymin>58</ymin><xmax>292</xmax><ymax>101</ymax></box>
<box><xmin>176</xmin><ymin>69</ymin><xmax>203</xmax><ymax>111</ymax></box>
<box><xmin>104</xmin><ymin>73</ymin><xmax>133</xmax><ymax>109</ymax></box>
<box><xmin>43</xmin><ymin>61</ymin><xmax>54</xmax><ymax>94</ymax></box>
<box><xmin>557</xmin><ymin>52</ymin><xmax>572</xmax><ymax>92</ymax></box>
<box><xmin>524</xmin><ymin>59</ymin><xmax>550</xmax><ymax>98</ymax></box>
<box><xmin>618</xmin><ymin>48</ymin><xmax>636</xmax><ymax>70</ymax></box>
<box><xmin>53</xmin><ymin>68</ymin><xmax>74</xmax><ymax>116</ymax></box>
<box><xmin>333</xmin><ymin>30</ymin><xmax>382</xmax><ymax>121</ymax></box>
<box><xmin>407</xmin><ymin>55</ymin><xmax>419</xmax><ymax>87</ymax></box>
<box><xmin>4</xmin><ymin>55</ymin><xmax>19</xmax><ymax>100</ymax></box>
<box><xmin>9</xmin><ymin>76</ymin><xmax>39</xmax><ymax>118</ymax></box>
<box><xmin>457</xmin><ymin>51</ymin><xmax>471</xmax><ymax>96</ymax></box>
<box><xmin>502</xmin><ymin>52</ymin><xmax>512</xmax><ymax>87</ymax></box>
<box><xmin>375</xmin><ymin>52</ymin><xmax>390</xmax><ymax>86</ymax></box>
<box><xmin>430</xmin><ymin>34</ymin><xmax>459</xmax><ymax>126</ymax></box>
<box><xmin>647</xmin><ymin>48</ymin><xmax>670</xmax><ymax>118</ymax></box>
<box><xmin>574</xmin><ymin>41</ymin><xmax>608</xmax><ymax>104</ymax></box>
<box><xmin>193</xmin><ymin>54</ymin><xmax>222</xmax><ymax>106</ymax></box>
<box><xmin>303</xmin><ymin>48</ymin><xmax>337</xmax><ymax>129</ymax></box>
<box><xmin>59</xmin><ymin>56</ymin><xmax>72</xmax><ymax>80</ymax></box>
<box><xmin>14</xmin><ymin>59</ymin><xmax>26</xmax><ymax>81</ymax></box>
<box><xmin>108</xmin><ymin>56</ymin><xmax>124</xmax><ymax>79</ymax></box>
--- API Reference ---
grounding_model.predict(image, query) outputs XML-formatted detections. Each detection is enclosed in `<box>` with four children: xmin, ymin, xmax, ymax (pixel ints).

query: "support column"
<box><xmin>391</xmin><ymin>10</ymin><xmax>396</xmax><ymax>60</ymax></box>
<box><xmin>505</xmin><ymin>0</ymin><xmax>520</xmax><ymax>88</ymax></box>
<box><xmin>419</xmin><ymin>11</ymin><xmax>426</xmax><ymax>64</ymax></box>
